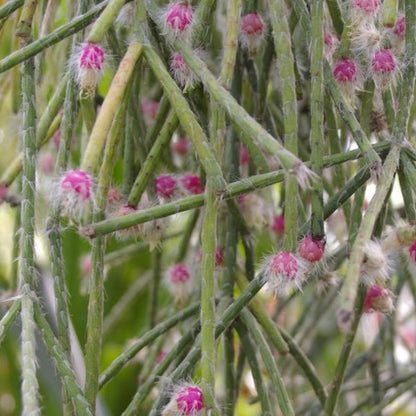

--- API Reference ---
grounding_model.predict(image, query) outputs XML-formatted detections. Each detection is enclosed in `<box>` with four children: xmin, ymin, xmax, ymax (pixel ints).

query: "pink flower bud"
<box><xmin>141</xmin><ymin>99</ymin><xmax>159</xmax><ymax>121</ymax></box>
<box><xmin>333</xmin><ymin>60</ymin><xmax>357</xmax><ymax>82</ymax></box>
<box><xmin>363</xmin><ymin>285</ymin><xmax>393</xmax><ymax>314</ymax></box>
<box><xmin>371</xmin><ymin>49</ymin><xmax>396</xmax><ymax>73</ymax></box>
<box><xmin>324</xmin><ymin>31</ymin><xmax>337</xmax><ymax>50</ymax></box>
<box><xmin>169</xmin><ymin>264</ymin><xmax>191</xmax><ymax>283</ymax></box>
<box><xmin>240</xmin><ymin>145</ymin><xmax>250</xmax><ymax>166</ymax></box>
<box><xmin>408</xmin><ymin>240</ymin><xmax>416</xmax><ymax>262</ymax></box>
<box><xmin>269</xmin><ymin>252</ymin><xmax>298</xmax><ymax>281</ymax></box>
<box><xmin>271</xmin><ymin>215</ymin><xmax>285</xmax><ymax>235</ymax></box>
<box><xmin>180</xmin><ymin>174</ymin><xmax>204</xmax><ymax>194</ymax></box>
<box><xmin>155</xmin><ymin>175</ymin><xmax>177</xmax><ymax>199</ymax></box>
<box><xmin>171</xmin><ymin>53</ymin><xmax>197</xmax><ymax>90</ymax></box>
<box><xmin>352</xmin><ymin>0</ymin><xmax>379</xmax><ymax>14</ymax></box>
<box><xmin>172</xmin><ymin>137</ymin><xmax>190</xmax><ymax>155</ymax></box>
<box><xmin>198</xmin><ymin>247</ymin><xmax>224</xmax><ymax>267</ymax></box>
<box><xmin>164</xmin><ymin>1</ymin><xmax>193</xmax><ymax>37</ymax></box>
<box><xmin>79</xmin><ymin>43</ymin><xmax>105</xmax><ymax>71</ymax></box>
<box><xmin>393</xmin><ymin>16</ymin><xmax>406</xmax><ymax>37</ymax></box>
<box><xmin>241</xmin><ymin>13</ymin><xmax>264</xmax><ymax>36</ymax></box>
<box><xmin>60</xmin><ymin>170</ymin><xmax>93</xmax><ymax>202</ymax></box>
<box><xmin>176</xmin><ymin>386</ymin><xmax>204</xmax><ymax>414</ymax></box>
<box><xmin>240</xmin><ymin>13</ymin><xmax>265</xmax><ymax>56</ymax></box>
<box><xmin>298</xmin><ymin>236</ymin><xmax>325</xmax><ymax>263</ymax></box>
<box><xmin>77</xmin><ymin>43</ymin><xmax>105</xmax><ymax>97</ymax></box>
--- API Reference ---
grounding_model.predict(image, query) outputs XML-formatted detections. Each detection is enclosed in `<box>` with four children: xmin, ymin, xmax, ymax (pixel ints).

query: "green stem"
<box><xmin>15</xmin><ymin>0</ymin><xmax>38</xmax><ymax>40</ymax></box>
<box><xmin>235</xmin><ymin>320</ymin><xmax>274</xmax><ymax>416</ymax></box>
<box><xmin>325</xmin><ymin>0</ymin><xmax>343</xmax><ymax>36</ymax></box>
<box><xmin>33</xmin><ymin>302</ymin><xmax>93</xmax><ymax>416</ymax></box>
<box><xmin>85</xmin><ymin>143</ymin><xmax>391</xmax><ymax>238</ymax></box>
<box><xmin>81</xmin><ymin>41</ymin><xmax>142</xmax><ymax>173</ymax></box>
<box><xmin>382</xmin><ymin>0</ymin><xmax>398</xmax><ymax>27</ymax></box>
<box><xmin>240</xmin><ymin>309</ymin><xmax>295</xmax><ymax>416</ymax></box>
<box><xmin>127</xmin><ymin>110</ymin><xmax>179</xmax><ymax>206</ymax></box>
<box><xmin>235</xmin><ymin>271</ymin><xmax>289</xmax><ymax>354</ymax></box>
<box><xmin>21</xmin><ymin>292</ymin><xmax>40</xmax><ymax>416</ymax></box>
<box><xmin>309</xmin><ymin>0</ymin><xmax>324</xmax><ymax>240</ymax></box>
<box><xmin>200</xmin><ymin>179</ymin><xmax>220</xmax><ymax>415</ymax></box>
<box><xmin>0</xmin><ymin>1</ymin><xmax>110</xmax><ymax>73</ymax></box>
<box><xmin>1</xmin><ymin>73</ymin><xmax>67</xmax><ymax>187</ymax></box>
<box><xmin>269</xmin><ymin>0</ymin><xmax>299</xmax><ymax>250</ymax></box>
<box><xmin>121</xmin><ymin>321</ymin><xmax>201</xmax><ymax>415</ymax></box>
<box><xmin>324</xmin><ymin>60</ymin><xmax>382</xmax><ymax>172</ymax></box>
<box><xmin>87</xmin><ymin>0</ymin><xmax>126</xmax><ymax>43</ymax></box>
<box><xmin>99</xmin><ymin>303</ymin><xmax>200</xmax><ymax>388</ymax></box>
<box><xmin>0</xmin><ymin>299</ymin><xmax>21</xmax><ymax>346</ymax></box>
<box><xmin>324</xmin><ymin>146</ymin><xmax>401</xmax><ymax>416</ymax></box>
<box><xmin>0</xmin><ymin>0</ymin><xmax>24</xmax><ymax>20</ymax></box>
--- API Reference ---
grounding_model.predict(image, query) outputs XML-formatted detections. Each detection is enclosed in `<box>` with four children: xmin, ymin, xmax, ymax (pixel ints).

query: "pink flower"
<box><xmin>298</xmin><ymin>236</ymin><xmax>324</xmax><ymax>263</ymax></box>
<box><xmin>180</xmin><ymin>174</ymin><xmax>204</xmax><ymax>194</ymax></box>
<box><xmin>60</xmin><ymin>170</ymin><xmax>93</xmax><ymax>202</ymax></box>
<box><xmin>265</xmin><ymin>252</ymin><xmax>307</xmax><ymax>296</ymax></box>
<box><xmin>169</xmin><ymin>264</ymin><xmax>191</xmax><ymax>283</ymax></box>
<box><xmin>333</xmin><ymin>60</ymin><xmax>357</xmax><ymax>82</ymax></box>
<box><xmin>271</xmin><ymin>215</ymin><xmax>285</xmax><ymax>235</ymax></box>
<box><xmin>371</xmin><ymin>49</ymin><xmax>396</xmax><ymax>73</ymax></box>
<box><xmin>240</xmin><ymin>13</ymin><xmax>264</xmax><ymax>36</ymax></box>
<box><xmin>408</xmin><ymin>240</ymin><xmax>416</xmax><ymax>262</ymax></box>
<box><xmin>393</xmin><ymin>16</ymin><xmax>406</xmax><ymax>37</ymax></box>
<box><xmin>155</xmin><ymin>175</ymin><xmax>177</xmax><ymax>199</ymax></box>
<box><xmin>0</xmin><ymin>184</ymin><xmax>7</xmax><ymax>203</ymax></box>
<box><xmin>240</xmin><ymin>145</ymin><xmax>250</xmax><ymax>166</ymax></box>
<box><xmin>240</xmin><ymin>13</ymin><xmax>265</xmax><ymax>56</ymax></box>
<box><xmin>352</xmin><ymin>0</ymin><xmax>379</xmax><ymax>14</ymax></box>
<box><xmin>164</xmin><ymin>1</ymin><xmax>193</xmax><ymax>38</ymax></box>
<box><xmin>363</xmin><ymin>285</ymin><xmax>393</xmax><ymax>313</ymax></box>
<box><xmin>176</xmin><ymin>386</ymin><xmax>203</xmax><ymax>414</ymax></box>
<box><xmin>171</xmin><ymin>53</ymin><xmax>197</xmax><ymax>90</ymax></box>
<box><xmin>172</xmin><ymin>137</ymin><xmax>190</xmax><ymax>155</ymax></box>
<box><xmin>79</xmin><ymin>43</ymin><xmax>105</xmax><ymax>71</ymax></box>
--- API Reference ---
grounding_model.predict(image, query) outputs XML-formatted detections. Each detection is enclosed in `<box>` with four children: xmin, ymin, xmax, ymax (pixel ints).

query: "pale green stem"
<box><xmin>0</xmin><ymin>0</ymin><xmax>23</xmax><ymax>20</ymax></box>
<box><xmin>15</xmin><ymin>0</ymin><xmax>38</xmax><ymax>40</ymax></box>
<box><xmin>240</xmin><ymin>309</ymin><xmax>295</xmax><ymax>416</ymax></box>
<box><xmin>87</xmin><ymin>0</ymin><xmax>126</xmax><ymax>43</ymax></box>
<box><xmin>1</xmin><ymin>74</ymin><xmax>67</xmax><ymax>187</ymax></box>
<box><xmin>269</xmin><ymin>0</ymin><xmax>299</xmax><ymax>249</ymax></box>
<box><xmin>324</xmin><ymin>145</ymin><xmax>400</xmax><ymax>416</ymax></box>
<box><xmin>382</xmin><ymin>0</ymin><xmax>398</xmax><ymax>27</ymax></box>
<box><xmin>310</xmin><ymin>0</ymin><xmax>325</xmax><ymax>240</ymax></box>
<box><xmin>235</xmin><ymin>271</ymin><xmax>289</xmax><ymax>354</ymax></box>
<box><xmin>121</xmin><ymin>322</ymin><xmax>201</xmax><ymax>415</ymax></box>
<box><xmin>33</xmin><ymin>302</ymin><xmax>93</xmax><ymax>416</ymax></box>
<box><xmin>210</xmin><ymin>0</ymin><xmax>241</xmax><ymax>161</ymax></box>
<box><xmin>0</xmin><ymin>299</ymin><xmax>21</xmax><ymax>346</ymax></box>
<box><xmin>324</xmin><ymin>60</ymin><xmax>382</xmax><ymax>171</ymax></box>
<box><xmin>235</xmin><ymin>320</ymin><xmax>274</xmax><ymax>416</ymax></box>
<box><xmin>81</xmin><ymin>42</ymin><xmax>142</xmax><ymax>173</ymax></box>
<box><xmin>99</xmin><ymin>303</ymin><xmax>200</xmax><ymax>388</ymax></box>
<box><xmin>0</xmin><ymin>1</ymin><xmax>109</xmax><ymax>73</ymax></box>
<box><xmin>325</xmin><ymin>0</ymin><xmax>343</xmax><ymax>36</ymax></box>
<box><xmin>84</xmin><ymin>142</ymin><xmax>391</xmax><ymax>238</ymax></box>
<box><xmin>84</xmin><ymin>78</ymin><xmax>129</xmax><ymax>412</ymax></box>
<box><xmin>127</xmin><ymin>110</ymin><xmax>179</xmax><ymax>206</ymax></box>
<box><xmin>21</xmin><ymin>291</ymin><xmax>40</xmax><ymax>416</ymax></box>
<box><xmin>200</xmin><ymin>179</ymin><xmax>220</xmax><ymax>415</ymax></box>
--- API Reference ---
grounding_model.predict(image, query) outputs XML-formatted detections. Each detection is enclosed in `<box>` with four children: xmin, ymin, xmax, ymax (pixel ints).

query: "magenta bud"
<box><xmin>333</xmin><ymin>60</ymin><xmax>358</xmax><ymax>82</ymax></box>
<box><xmin>363</xmin><ymin>285</ymin><xmax>393</xmax><ymax>313</ymax></box>
<box><xmin>175</xmin><ymin>386</ymin><xmax>204</xmax><ymax>414</ymax></box>
<box><xmin>371</xmin><ymin>49</ymin><xmax>396</xmax><ymax>73</ymax></box>
<box><xmin>165</xmin><ymin>1</ymin><xmax>193</xmax><ymax>32</ymax></box>
<box><xmin>60</xmin><ymin>170</ymin><xmax>93</xmax><ymax>202</ymax></box>
<box><xmin>180</xmin><ymin>174</ymin><xmax>204</xmax><ymax>195</ymax></box>
<box><xmin>270</xmin><ymin>252</ymin><xmax>299</xmax><ymax>281</ymax></box>
<box><xmin>169</xmin><ymin>264</ymin><xmax>191</xmax><ymax>283</ymax></box>
<box><xmin>240</xmin><ymin>13</ymin><xmax>264</xmax><ymax>36</ymax></box>
<box><xmin>298</xmin><ymin>236</ymin><xmax>324</xmax><ymax>263</ymax></box>
<box><xmin>155</xmin><ymin>175</ymin><xmax>177</xmax><ymax>198</ymax></box>
<box><xmin>79</xmin><ymin>43</ymin><xmax>105</xmax><ymax>71</ymax></box>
